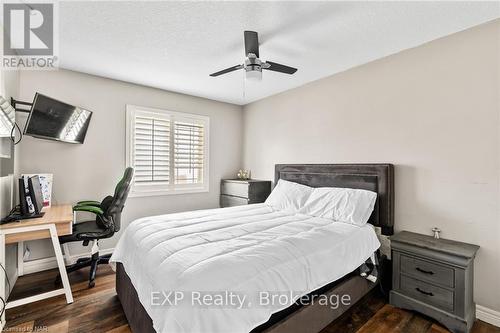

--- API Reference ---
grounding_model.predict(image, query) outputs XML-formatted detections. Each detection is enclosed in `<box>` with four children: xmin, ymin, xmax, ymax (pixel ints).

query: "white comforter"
<box><xmin>110</xmin><ymin>204</ymin><xmax>380</xmax><ymax>333</ymax></box>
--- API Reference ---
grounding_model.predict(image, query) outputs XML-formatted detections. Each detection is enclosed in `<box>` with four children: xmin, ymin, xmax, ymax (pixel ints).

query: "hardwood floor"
<box><xmin>4</xmin><ymin>266</ymin><xmax>500</xmax><ymax>333</ymax></box>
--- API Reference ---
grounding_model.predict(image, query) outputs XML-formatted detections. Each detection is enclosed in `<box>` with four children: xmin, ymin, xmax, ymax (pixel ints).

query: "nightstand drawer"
<box><xmin>221</xmin><ymin>182</ymin><xmax>249</xmax><ymax>198</ymax></box>
<box><xmin>220</xmin><ymin>194</ymin><xmax>248</xmax><ymax>207</ymax></box>
<box><xmin>400</xmin><ymin>275</ymin><xmax>454</xmax><ymax>312</ymax></box>
<box><xmin>401</xmin><ymin>255</ymin><xmax>454</xmax><ymax>288</ymax></box>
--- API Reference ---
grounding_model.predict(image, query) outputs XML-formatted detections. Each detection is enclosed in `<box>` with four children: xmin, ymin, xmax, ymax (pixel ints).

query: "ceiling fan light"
<box><xmin>245</xmin><ymin>70</ymin><xmax>262</xmax><ymax>81</ymax></box>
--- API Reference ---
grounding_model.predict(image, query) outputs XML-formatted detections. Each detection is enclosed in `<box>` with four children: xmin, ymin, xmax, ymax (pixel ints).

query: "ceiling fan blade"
<box><xmin>263</xmin><ymin>61</ymin><xmax>297</xmax><ymax>74</ymax></box>
<box><xmin>244</xmin><ymin>31</ymin><xmax>259</xmax><ymax>58</ymax></box>
<box><xmin>209</xmin><ymin>64</ymin><xmax>243</xmax><ymax>77</ymax></box>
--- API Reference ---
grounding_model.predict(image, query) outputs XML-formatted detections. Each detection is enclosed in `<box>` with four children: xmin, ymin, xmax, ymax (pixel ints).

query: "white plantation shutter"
<box><xmin>174</xmin><ymin>120</ymin><xmax>205</xmax><ymax>184</ymax></box>
<box><xmin>133</xmin><ymin>116</ymin><xmax>170</xmax><ymax>184</ymax></box>
<box><xmin>126</xmin><ymin>105</ymin><xmax>209</xmax><ymax>196</ymax></box>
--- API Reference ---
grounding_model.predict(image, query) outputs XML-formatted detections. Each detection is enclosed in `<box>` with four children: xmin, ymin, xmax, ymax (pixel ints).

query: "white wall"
<box><xmin>243</xmin><ymin>20</ymin><xmax>500</xmax><ymax>311</ymax></box>
<box><xmin>17</xmin><ymin>69</ymin><xmax>243</xmax><ymax>259</ymax></box>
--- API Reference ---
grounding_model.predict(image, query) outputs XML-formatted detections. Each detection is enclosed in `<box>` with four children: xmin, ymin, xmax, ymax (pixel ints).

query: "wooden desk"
<box><xmin>0</xmin><ymin>204</ymin><xmax>73</xmax><ymax>244</ymax></box>
<box><xmin>0</xmin><ymin>204</ymin><xmax>74</xmax><ymax>314</ymax></box>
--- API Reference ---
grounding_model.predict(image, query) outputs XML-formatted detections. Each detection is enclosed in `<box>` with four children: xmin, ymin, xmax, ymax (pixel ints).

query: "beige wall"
<box><xmin>17</xmin><ymin>69</ymin><xmax>243</xmax><ymax>259</ymax></box>
<box><xmin>243</xmin><ymin>20</ymin><xmax>500</xmax><ymax>311</ymax></box>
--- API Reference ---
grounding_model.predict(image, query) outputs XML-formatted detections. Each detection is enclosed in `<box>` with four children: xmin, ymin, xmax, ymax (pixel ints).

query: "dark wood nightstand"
<box><xmin>220</xmin><ymin>179</ymin><xmax>271</xmax><ymax>208</ymax></box>
<box><xmin>390</xmin><ymin>231</ymin><xmax>479</xmax><ymax>333</ymax></box>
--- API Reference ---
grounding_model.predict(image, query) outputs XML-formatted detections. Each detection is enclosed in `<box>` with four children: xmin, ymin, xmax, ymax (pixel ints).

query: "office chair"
<box><xmin>57</xmin><ymin>167</ymin><xmax>133</xmax><ymax>288</ymax></box>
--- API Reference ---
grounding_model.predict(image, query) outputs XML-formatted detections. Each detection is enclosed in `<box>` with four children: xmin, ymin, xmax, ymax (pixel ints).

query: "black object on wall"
<box><xmin>23</xmin><ymin>93</ymin><xmax>93</xmax><ymax>144</ymax></box>
<box><xmin>10</xmin><ymin>97</ymin><xmax>32</xmax><ymax>113</ymax></box>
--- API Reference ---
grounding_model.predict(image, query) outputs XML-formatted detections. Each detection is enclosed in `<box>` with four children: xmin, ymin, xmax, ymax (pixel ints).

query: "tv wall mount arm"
<box><xmin>11</xmin><ymin>98</ymin><xmax>32</xmax><ymax>113</ymax></box>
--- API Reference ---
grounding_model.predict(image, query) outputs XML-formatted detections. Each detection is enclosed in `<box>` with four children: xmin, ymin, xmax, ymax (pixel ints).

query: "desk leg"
<box><xmin>17</xmin><ymin>241</ymin><xmax>24</xmax><ymax>277</ymax></box>
<box><xmin>49</xmin><ymin>225</ymin><xmax>73</xmax><ymax>304</ymax></box>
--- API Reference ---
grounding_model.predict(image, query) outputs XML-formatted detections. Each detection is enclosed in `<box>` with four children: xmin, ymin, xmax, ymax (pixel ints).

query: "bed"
<box><xmin>112</xmin><ymin>164</ymin><xmax>394</xmax><ymax>333</ymax></box>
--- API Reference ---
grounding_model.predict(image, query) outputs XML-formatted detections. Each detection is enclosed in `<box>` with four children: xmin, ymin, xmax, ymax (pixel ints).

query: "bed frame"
<box><xmin>116</xmin><ymin>163</ymin><xmax>395</xmax><ymax>333</ymax></box>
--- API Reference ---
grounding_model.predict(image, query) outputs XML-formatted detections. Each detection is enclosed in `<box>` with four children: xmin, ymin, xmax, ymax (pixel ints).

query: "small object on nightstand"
<box><xmin>432</xmin><ymin>227</ymin><xmax>441</xmax><ymax>239</ymax></box>
<box><xmin>237</xmin><ymin>169</ymin><xmax>251</xmax><ymax>180</ymax></box>
<box><xmin>220</xmin><ymin>179</ymin><xmax>271</xmax><ymax>207</ymax></box>
<box><xmin>390</xmin><ymin>231</ymin><xmax>479</xmax><ymax>333</ymax></box>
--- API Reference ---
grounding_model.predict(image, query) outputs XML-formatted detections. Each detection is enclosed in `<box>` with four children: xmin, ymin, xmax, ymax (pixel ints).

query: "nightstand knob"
<box><xmin>431</xmin><ymin>227</ymin><xmax>441</xmax><ymax>239</ymax></box>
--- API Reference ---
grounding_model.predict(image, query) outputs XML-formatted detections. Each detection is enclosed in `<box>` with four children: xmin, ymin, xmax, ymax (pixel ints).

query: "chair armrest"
<box><xmin>76</xmin><ymin>200</ymin><xmax>101</xmax><ymax>207</ymax></box>
<box><xmin>73</xmin><ymin>205</ymin><xmax>104</xmax><ymax>216</ymax></box>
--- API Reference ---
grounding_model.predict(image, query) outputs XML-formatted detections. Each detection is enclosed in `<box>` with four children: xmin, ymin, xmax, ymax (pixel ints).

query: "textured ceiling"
<box><xmin>58</xmin><ymin>1</ymin><xmax>500</xmax><ymax>105</ymax></box>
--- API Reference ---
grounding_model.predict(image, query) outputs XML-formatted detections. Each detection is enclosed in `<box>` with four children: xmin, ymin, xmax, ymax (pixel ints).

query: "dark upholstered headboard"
<box><xmin>275</xmin><ymin>164</ymin><xmax>394</xmax><ymax>235</ymax></box>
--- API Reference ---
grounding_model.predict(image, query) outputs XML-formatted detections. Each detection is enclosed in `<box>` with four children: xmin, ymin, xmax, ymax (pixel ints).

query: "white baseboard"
<box><xmin>477</xmin><ymin>304</ymin><xmax>500</xmax><ymax>328</ymax></box>
<box><xmin>23</xmin><ymin>248</ymin><xmax>114</xmax><ymax>275</ymax></box>
<box><xmin>23</xmin><ymin>257</ymin><xmax>58</xmax><ymax>275</ymax></box>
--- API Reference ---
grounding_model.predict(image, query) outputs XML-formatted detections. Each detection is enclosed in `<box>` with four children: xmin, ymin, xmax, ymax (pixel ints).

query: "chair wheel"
<box><xmin>89</xmin><ymin>281</ymin><xmax>95</xmax><ymax>288</ymax></box>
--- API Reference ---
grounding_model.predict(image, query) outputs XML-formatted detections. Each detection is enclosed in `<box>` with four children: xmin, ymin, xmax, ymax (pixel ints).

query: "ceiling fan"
<box><xmin>209</xmin><ymin>31</ymin><xmax>298</xmax><ymax>80</ymax></box>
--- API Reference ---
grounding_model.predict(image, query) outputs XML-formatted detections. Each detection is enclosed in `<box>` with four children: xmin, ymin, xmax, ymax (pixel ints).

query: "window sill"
<box><xmin>129</xmin><ymin>187</ymin><xmax>209</xmax><ymax>198</ymax></box>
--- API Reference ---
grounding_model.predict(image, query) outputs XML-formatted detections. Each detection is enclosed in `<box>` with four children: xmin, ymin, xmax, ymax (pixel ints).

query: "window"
<box><xmin>126</xmin><ymin>105</ymin><xmax>209</xmax><ymax>196</ymax></box>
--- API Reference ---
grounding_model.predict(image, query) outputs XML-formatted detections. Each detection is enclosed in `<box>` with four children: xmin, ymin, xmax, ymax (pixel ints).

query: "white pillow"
<box><xmin>299</xmin><ymin>187</ymin><xmax>377</xmax><ymax>226</ymax></box>
<box><xmin>265</xmin><ymin>179</ymin><xmax>313</xmax><ymax>213</ymax></box>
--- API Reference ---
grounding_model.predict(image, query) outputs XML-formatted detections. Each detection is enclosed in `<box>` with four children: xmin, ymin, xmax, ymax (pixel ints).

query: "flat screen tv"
<box><xmin>24</xmin><ymin>93</ymin><xmax>93</xmax><ymax>144</ymax></box>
